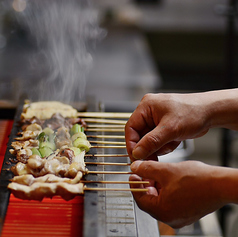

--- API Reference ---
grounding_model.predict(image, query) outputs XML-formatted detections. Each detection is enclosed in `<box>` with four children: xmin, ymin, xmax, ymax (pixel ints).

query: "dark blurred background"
<box><xmin>0</xmin><ymin>0</ymin><xmax>238</xmax><ymax>236</ymax></box>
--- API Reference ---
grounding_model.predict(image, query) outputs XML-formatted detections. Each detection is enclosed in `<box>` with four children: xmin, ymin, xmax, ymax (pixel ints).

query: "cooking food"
<box><xmin>21</xmin><ymin>101</ymin><xmax>78</xmax><ymax>120</ymax></box>
<box><xmin>7</xmin><ymin>101</ymin><xmax>90</xmax><ymax>201</ymax></box>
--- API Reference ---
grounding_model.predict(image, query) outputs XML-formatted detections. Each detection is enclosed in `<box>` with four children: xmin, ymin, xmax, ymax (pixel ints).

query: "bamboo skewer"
<box><xmin>85</xmin><ymin>128</ymin><xmax>124</xmax><ymax>132</ymax></box>
<box><xmin>85</xmin><ymin>162</ymin><xmax>130</xmax><ymax>166</ymax></box>
<box><xmin>82</xmin><ymin>180</ymin><xmax>149</xmax><ymax>184</ymax></box>
<box><xmin>78</xmin><ymin>112</ymin><xmax>131</xmax><ymax>119</ymax></box>
<box><xmin>89</xmin><ymin>140</ymin><xmax>126</xmax><ymax>145</ymax></box>
<box><xmin>83</xmin><ymin>118</ymin><xmax>127</xmax><ymax>125</ymax></box>
<box><xmin>81</xmin><ymin>113</ymin><xmax>137</xmax><ymax>191</ymax></box>
<box><xmin>85</xmin><ymin>154</ymin><xmax>129</xmax><ymax>157</ymax></box>
<box><xmin>91</xmin><ymin>145</ymin><xmax>126</xmax><ymax>149</ymax></box>
<box><xmin>84</xmin><ymin>187</ymin><xmax>148</xmax><ymax>192</ymax></box>
<box><xmin>87</xmin><ymin>171</ymin><xmax>133</xmax><ymax>175</ymax></box>
<box><xmin>87</xmin><ymin>135</ymin><xmax>125</xmax><ymax>139</ymax></box>
<box><xmin>87</xmin><ymin>124</ymin><xmax>125</xmax><ymax>128</ymax></box>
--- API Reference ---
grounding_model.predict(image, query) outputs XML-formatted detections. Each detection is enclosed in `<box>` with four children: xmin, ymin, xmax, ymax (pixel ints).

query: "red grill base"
<box><xmin>0</xmin><ymin>120</ymin><xmax>84</xmax><ymax>237</ymax></box>
<box><xmin>2</xmin><ymin>195</ymin><xmax>84</xmax><ymax>237</ymax></box>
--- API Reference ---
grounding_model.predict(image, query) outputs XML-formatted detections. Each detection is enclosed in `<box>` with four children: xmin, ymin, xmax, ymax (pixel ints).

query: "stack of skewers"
<box><xmin>78</xmin><ymin>111</ymin><xmax>148</xmax><ymax>193</ymax></box>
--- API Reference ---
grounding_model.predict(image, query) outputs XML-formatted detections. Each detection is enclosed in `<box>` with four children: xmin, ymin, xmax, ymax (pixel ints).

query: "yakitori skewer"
<box><xmin>89</xmin><ymin>140</ymin><xmax>126</xmax><ymax>145</ymax></box>
<box><xmin>82</xmin><ymin>180</ymin><xmax>149</xmax><ymax>184</ymax></box>
<box><xmin>87</xmin><ymin>135</ymin><xmax>125</xmax><ymax>139</ymax></box>
<box><xmin>77</xmin><ymin>112</ymin><xmax>131</xmax><ymax>119</ymax></box>
<box><xmin>85</xmin><ymin>162</ymin><xmax>130</xmax><ymax>166</ymax></box>
<box><xmin>83</xmin><ymin>118</ymin><xmax>127</xmax><ymax>125</ymax></box>
<box><xmin>84</xmin><ymin>187</ymin><xmax>148</xmax><ymax>192</ymax></box>
<box><xmin>91</xmin><ymin>145</ymin><xmax>126</xmax><ymax>149</ymax></box>
<box><xmin>85</xmin><ymin>154</ymin><xmax>129</xmax><ymax>157</ymax></box>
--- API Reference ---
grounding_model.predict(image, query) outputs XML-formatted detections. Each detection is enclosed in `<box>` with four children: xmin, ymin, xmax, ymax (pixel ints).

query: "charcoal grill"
<box><xmin>0</xmin><ymin>99</ymin><xmax>159</xmax><ymax>237</ymax></box>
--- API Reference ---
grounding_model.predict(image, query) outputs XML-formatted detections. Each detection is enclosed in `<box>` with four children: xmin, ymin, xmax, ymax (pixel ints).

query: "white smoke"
<box><xmin>18</xmin><ymin>0</ymin><xmax>105</xmax><ymax>102</ymax></box>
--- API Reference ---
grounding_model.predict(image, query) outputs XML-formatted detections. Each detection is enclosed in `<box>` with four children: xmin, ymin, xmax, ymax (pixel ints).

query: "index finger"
<box><xmin>125</xmin><ymin>107</ymin><xmax>156</xmax><ymax>159</ymax></box>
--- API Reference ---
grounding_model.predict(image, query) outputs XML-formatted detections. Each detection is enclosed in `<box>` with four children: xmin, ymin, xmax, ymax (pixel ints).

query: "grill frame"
<box><xmin>0</xmin><ymin>100</ymin><xmax>22</xmax><ymax>233</ymax></box>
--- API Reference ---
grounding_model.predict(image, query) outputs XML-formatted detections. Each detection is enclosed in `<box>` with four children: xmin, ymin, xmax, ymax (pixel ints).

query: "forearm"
<box><xmin>199</xmin><ymin>89</ymin><xmax>238</xmax><ymax>130</ymax></box>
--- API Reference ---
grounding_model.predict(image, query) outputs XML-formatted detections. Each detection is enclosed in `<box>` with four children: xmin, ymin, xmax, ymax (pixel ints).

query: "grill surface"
<box><xmin>0</xmin><ymin>101</ymin><xmax>159</xmax><ymax>237</ymax></box>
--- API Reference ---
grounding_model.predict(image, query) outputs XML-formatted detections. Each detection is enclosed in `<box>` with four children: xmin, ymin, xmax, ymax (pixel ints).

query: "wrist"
<box><xmin>200</xmin><ymin>89</ymin><xmax>238</xmax><ymax>130</ymax></box>
<box><xmin>212</xmin><ymin>166</ymin><xmax>238</xmax><ymax>205</ymax></box>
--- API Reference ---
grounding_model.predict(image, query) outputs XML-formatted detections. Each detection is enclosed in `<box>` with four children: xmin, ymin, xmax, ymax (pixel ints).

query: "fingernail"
<box><xmin>132</xmin><ymin>146</ymin><xmax>145</xmax><ymax>160</ymax></box>
<box><xmin>130</xmin><ymin>160</ymin><xmax>143</xmax><ymax>171</ymax></box>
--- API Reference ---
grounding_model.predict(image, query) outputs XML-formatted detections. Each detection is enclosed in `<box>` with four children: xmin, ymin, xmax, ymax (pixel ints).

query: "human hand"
<box><xmin>129</xmin><ymin>160</ymin><xmax>225</xmax><ymax>228</ymax></box>
<box><xmin>125</xmin><ymin>93</ymin><xmax>209</xmax><ymax>161</ymax></box>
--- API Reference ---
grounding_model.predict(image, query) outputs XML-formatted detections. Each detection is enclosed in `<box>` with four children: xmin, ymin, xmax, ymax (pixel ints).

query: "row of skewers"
<box><xmin>78</xmin><ymin>112</ymin><xmax>148</xmax><ymax>193</ymax></box>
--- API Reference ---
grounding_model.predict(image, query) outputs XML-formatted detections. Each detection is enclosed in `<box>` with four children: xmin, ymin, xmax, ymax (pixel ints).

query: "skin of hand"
<box><xmin>125</xmin><ymin>93</ymin><xmax>209</xmax><ymax>161</ymax></box>
<box><xmin>125</xmin><ymin>89</ymin><xmax>238</xmax><ymax>161</ymax></box>
<box><xmin>130</xmin><ymin>160</ymin><xmax>238</xmax><ymax>229</ymax></box>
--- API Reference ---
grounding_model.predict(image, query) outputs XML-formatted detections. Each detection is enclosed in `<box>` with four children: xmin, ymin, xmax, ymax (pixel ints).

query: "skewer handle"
<box><xmin>84</xmin><ymin>187</ymin><xmax>148</xmax><ymax>192</ymax></box>
<box><xmin>78</xmin><ymin>112</ymin><xmax>131</xmax><ymax>118</ymax></box>
<box><xmin>85</xmin><ymin>154</ymin><xmax>129</xmax><ymax>157</ymax></box>
<box><xmin>82</xmin><ymin>180</ymin><xmax>149</xmax><ymax>184</ymax></box>
<box><xmin>87</xmin><ymin>135</ymin><xmax>125</xmax><ymax>139</ymax></box>
<box><xmin>84</xmin><ymin>118</ymin><xmax>127</xmax><ymax>125</ymax></box>
<box><xmin>87</xmin><ymin>124</ymin><xmax>125</xmax><ymax>128</ymax></box>
<box><xmin>89</xmin><ymin>140</ymin><xmax>126</xmax><ymax>145</ymax></box>
<box><xmin>85</xmin><ymin>162</ymin><xmax>130</xmax><ymax>166</ymax></box>
<box><xmin>87</xmin><ymin>171</ymin><xmax>133</xmax><ymax>175</ymax></box>
<box><xmin>91</xmin><ymin>145</ymin><xmax>126</xmax><ymax>149</ymax></box>
<box><xmin>85</xmin><ymin>128</ymin><xmax>124</xmax><ymax>132</ymax></box>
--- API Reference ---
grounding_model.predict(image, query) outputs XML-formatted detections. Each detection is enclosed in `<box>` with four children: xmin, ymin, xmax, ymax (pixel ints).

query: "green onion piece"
<box><xmin>71</xmin><ymin>132</ymin><xmax>87</xmax><ymax>141</ymax></box>
<box><xmin>70</xmin><ymin>124</ymin><xmax>81</xmax><ymax>136</ymax></box>
<box><xmin>31</xmin><ymin>147</ymin><xmax>42</xmax><ymax>157</ymax></box>
<box><xmin>39</xmin><ymin>141</ymin><xmax>56</xmax><ymax>151</ymax></box>
<box><xmin>39</xmin><ymin>147</ymin><xmax>53</xmax><ymax>158</ymax></box>
<box><xmin>73</xmin><ymin>138</ymin><xmax>91</xmax><ymax>152</ymax></box>
<box><xmin>38</xmin><ymin>132</ymin><xmax>48</xmax><ymax>143</ymax></box>
<box><xmin>48</xmin><ymin>133</ymin><xmax>56</xmax><ymax>144</ymax></box>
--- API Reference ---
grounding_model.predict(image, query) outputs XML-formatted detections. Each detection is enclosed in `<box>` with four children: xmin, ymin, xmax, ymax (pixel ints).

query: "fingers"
<box><xmin>134</xmin><ymin>139</ymin><xmax>181</xmax><ymax>159</ymax></box>
<box><xmin>126</xmin><ymin>113</ymin><xmax>181</xmax><ymax>161</ymax></box>
<box><xmin>129</xmin><ymin>174</ymin><xmax>160</xmax><ymax>219</ymax></box>
<box><xmin>131</xmin><ymin>126</ymin><xmax>164</xmax><ymax>160</ymax></box>
<box><xmin>131</xmin><ymin>192</ymin><xmax>161</xmax><ymax>221</ymax></box>
<box><xmin>125</xmin><ymin>97</ymin><xmax>158</xmax><ymax>160</ymax></box>
<box><xmin>129</xmin><ymin>174</ymin><xmax>157</xmax><ymax>193</ymax></box>
<box><xmin>130</xmin><ymin>160</ymin><xmax>167</xmax><ymax>183</ymax></box>
<box><xmin>126</xmin><ymin>125</ymin><xmax>174</xmax><ymax>161</ymax></box>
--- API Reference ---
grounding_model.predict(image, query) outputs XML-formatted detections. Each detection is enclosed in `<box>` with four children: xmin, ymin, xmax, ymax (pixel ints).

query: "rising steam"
<box><xmin>18</xmin><ymin>0</ymin><xmax>105</xmax><ymax>102</ymax></box>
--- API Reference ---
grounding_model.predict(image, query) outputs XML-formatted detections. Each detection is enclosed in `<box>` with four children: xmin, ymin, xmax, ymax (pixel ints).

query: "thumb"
<box><xmin>131</xmin><ymin>160</ymin><xmax>165</xmax><ymax>182</ymax></box>
<box><xmin>132</xmin><ymin>125</ymin><xmax>172</xmax><ymax>160</ymax></box>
